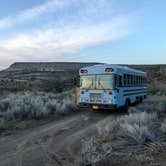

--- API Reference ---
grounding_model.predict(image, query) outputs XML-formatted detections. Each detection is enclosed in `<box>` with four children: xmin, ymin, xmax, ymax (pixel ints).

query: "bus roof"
<box><xmin>79</xmin><ymin>64</ymin><xmax>147</xmax><ymax>76</ymax></box>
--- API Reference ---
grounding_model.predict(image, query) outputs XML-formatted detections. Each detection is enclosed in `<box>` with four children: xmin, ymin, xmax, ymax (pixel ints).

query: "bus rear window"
<box><xmin>80</xmin><ymin>74</ymin><xmax>114</xmax><ymax>90</ymax></box>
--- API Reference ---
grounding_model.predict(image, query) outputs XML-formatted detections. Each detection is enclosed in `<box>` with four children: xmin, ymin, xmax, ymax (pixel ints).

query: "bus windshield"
<box><xmin>80</xmin><ymin>74</ymin><xmax>114</xmax><ymax>90</ymax></box>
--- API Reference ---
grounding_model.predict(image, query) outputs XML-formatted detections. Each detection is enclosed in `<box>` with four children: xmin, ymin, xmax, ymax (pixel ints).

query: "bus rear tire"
<box><xmin>122</xmin><ymin>99</ymin><xmax>130</xmax><ymax>112</ymax></box>
<box><xmin>139</xmin><ymin>96</ymin><xmax>143</xmax><ymax>104</ymax></box>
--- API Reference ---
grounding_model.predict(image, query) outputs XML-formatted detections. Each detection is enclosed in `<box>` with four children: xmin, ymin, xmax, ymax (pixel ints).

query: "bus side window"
<box><xmin>143</xmin><ymin>77</ymin><xmax>145</xmax><ymax>85</ymax></box>
<box><xmin>129</xmin><ymin>75</ymin><xmax>132</xmax><ymax>85</ymax></box>
<box><xmin>131</xmin><ymin>75</ymin><xmax>133</xmax><ymax>85</ymax></box>
<box><xmin>132</xmin><ymin>75</ymin><xmax>134</xmax><ymax>85</ymax></box>
<box><xmin>114</xmin><ymin>75</ymin><xmax>117</xmax><ymax>88</ymax></box>
<box><xmin>115</xmin><ymin>75</ymin><xmax>122</xmax><ymax>87</ymax></box>
<box><xmin>136</xmin><ymin>76</ymin><xmax>139</xmax><ymax>85</ymax></box>
<box><xmin>135</xmin><ymin>76</ymin><xmax>136</xmax><ymax>85</ymax></box>
<box><xmin>128</xmin><ymin>74</ymin><xmax>130</xmax><ymax>85</ymax></box>
<box><xmin>124</xmin><ymin>74</ymin><xmax>126</xmax><ymax>86</ymax></box>
<box><xmin>118</xmin><ymin>75</ymin><xmax>122</xmax><ymax>87</ymax></box>
<box><xmin>141</xmin><ymin>76</ymin><xmax>143</xmax><ymax>85</ymax></box>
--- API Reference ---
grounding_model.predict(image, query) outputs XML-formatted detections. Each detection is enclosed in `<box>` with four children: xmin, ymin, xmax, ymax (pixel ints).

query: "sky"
<box><xmin>0</xmin><ymin>0</ymin><xmax>165</xmax><ymax>69</ymax></box>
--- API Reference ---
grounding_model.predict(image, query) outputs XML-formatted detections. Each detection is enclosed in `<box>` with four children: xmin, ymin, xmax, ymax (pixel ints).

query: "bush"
<box><xmin>161</xmin><ymin>119</ymin><xmax>166</xmax><ymax>133</ymax></box>
<box><xmin>136</xmin><ymin>101</ymin><xmax>166</xmax><ymax>117</ymax></box>
<box><xmin>148</xmin><ymin>83</ymin><xmax>166</xmax><ymax>95</ymax></box>
<box><xmin>119</xmin><ymin>123</ymin><xmax>156</xmax><ymax>144</ymax></box>
<box><xmin>97</xmin><ymin>112</ymin><xmax>157</xmax><ymax>145</ymax></box>
<box><xmin>0</xmin><ymin>117</ymin><xmax>6</xmax><ymax>130</ymax></box>
<box><xmin>81</xmin><ymin>137</ymin><xmax>112</xmax><ymax>166</ymax></box>
<box><xmin>82</xmin><ymin>111</ymin><xmax>159</xmax><ymax>165</ymax></box>
<box><xmin>82</xmin><ymin>98</ymin><xmax>166</xmax><ymax>165</ymax></box>
<box><xmin>0</xmin><ymin>90</ymin><xmax>77</xmax><ymax>121</ymax></box>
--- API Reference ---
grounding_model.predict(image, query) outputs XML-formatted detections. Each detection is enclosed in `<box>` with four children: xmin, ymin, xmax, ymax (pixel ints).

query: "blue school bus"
<box><xmin>78</xmin><ymin>64</ymin><xmax>147</xmax><ymax>110</ymax></box>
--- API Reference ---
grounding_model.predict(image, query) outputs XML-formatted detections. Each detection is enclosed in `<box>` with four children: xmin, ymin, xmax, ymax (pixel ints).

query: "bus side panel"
<box><xmin>115</xmin><ymin>87</ymin><xmax>125</xmax><ymax>107</ymax></box>
<box><xmin>121</xmin><ymin>86</ymin><xmax>147</xmax><ymax>106</ymax></box>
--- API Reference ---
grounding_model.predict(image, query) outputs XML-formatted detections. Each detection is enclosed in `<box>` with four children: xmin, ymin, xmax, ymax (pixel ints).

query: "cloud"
<box><xmin>0</xmin><ymin>0</ymin><xmax>76</xmax><ymax>28</ymax></box>
<box><xmin>0</xmin><ymin>15</ymin><xmax>132</xmax><ymax>62</ymax></box>
<box><xmin>0</xmin><ymin>0</ymin><xmax>138</xmax><ymax>68</ymax></box>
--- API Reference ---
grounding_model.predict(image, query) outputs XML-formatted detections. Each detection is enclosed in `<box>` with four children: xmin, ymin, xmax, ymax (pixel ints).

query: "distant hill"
<box><xmin>6</xmin><ymin>62</ymin><xmax>102</xmax><ymax>72</ymax></box>
<box><xmin>0</xmin><ymin>62</ymin><xmax>165</xmax><ymax>92</ymax></box>
<box><xmin>0</xmin><ymin>62</ymin><xmax>101</xmax><ymax>92</ymax></box>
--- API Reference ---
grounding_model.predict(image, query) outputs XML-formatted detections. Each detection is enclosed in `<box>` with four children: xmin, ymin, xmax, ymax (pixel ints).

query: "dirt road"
<box><xmin>0</xmin><ymin>109</ymin><xmax>125</xmax><ymax>166</ymax></box>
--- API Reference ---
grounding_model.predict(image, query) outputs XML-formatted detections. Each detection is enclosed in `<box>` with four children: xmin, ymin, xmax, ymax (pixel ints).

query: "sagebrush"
<box><xmin>0</xmin><ymin>90</ymin><xmax>77</xmax><ymax>123</ymax></box>
<box><xmin>148</xmin><ymin>83</ymin><xmax>166</xmax><ymax>95</ymax></box>
<box><xmin>97</xmin><ymin>111</ymin><xmax>157</xmax><ymax>145</ymax></box>
<box><xmin>82</xmin><ymin>100</ymin><xmax>166</xmax><ymax>165</ymax></box>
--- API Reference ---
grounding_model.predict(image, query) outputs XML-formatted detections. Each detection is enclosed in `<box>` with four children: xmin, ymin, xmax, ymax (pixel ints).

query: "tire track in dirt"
<box><xmin>44</xmin><ymin>111</ymin><xmax>125</xmax><ymax>166</ymax></box>
<box><xmin>0</xmin><ymin>110</ymin><xmax>125</xmax><ymax>166</ymax></box>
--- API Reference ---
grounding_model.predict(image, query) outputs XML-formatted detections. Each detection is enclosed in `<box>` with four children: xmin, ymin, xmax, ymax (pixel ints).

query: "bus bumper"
<box><xmin>78</xmin><ymin>103</ymin><xmax>117</xmax><ymax>110</ymax></box>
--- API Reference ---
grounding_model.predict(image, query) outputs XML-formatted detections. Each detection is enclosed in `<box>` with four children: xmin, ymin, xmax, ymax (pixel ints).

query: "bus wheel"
<box><xmin>144</xmin><ymin>95</ymin><xmax>147</xmax><ymax>99</ymax></box>
<box><xmin>139</xmin><ymin>96</ymin><xmax>143</xmax><ymax>103</ymax></box>
<box><xmin>123</xmin><ymin>99</ymin><xmax>130</xmax><ymax>112</ymax></box>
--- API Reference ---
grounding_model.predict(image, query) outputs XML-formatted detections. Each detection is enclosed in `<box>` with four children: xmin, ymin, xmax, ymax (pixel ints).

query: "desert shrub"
<box><xmin>0</xmin><ymin>90</ymin><xmax>77</xmax><ymax>121</ymax></box>
<box><xmin>81</xmin><ymin>137</ymin><xmax>112</xmax><ymax>166</ymax></box>
<box><xmin>118</xmin><ymin>123</ymin><xmax>156</xmax><ymax>144</ymax></box>
<box><xmin>97</xmin><ymin>112</ymin><xmax>157</xmax><ymax>144</ymax></box>
<box><xmin>161</xmin><ymin>119</ymin><xmax>166</xmax><ymax>133</ymax></box>
<box><xmin>82</xmin><ymin>97</ymin><xmax>166</xmax><ymax>165</ymax></box>
<box><xmin>0</xmin><ymin>117</ymin><xmax>6</xmax><ymax>129</ymax></box>
<box><xmin>46</xmin><ymin>95</ymin><xmax>77</xmax><ymax>115</ymax></box>
<box><xmin>148</xmin><ymin>83</ymin><xmax>166</xmax><ymax>95</ymax></box>
<box><xmin>148</xmin><ymin>83</ymin><xmax>159</xmax><ymax>95</ymax></box>
<box><xmin>81</xmin><ymin>112</ymin><xmax>158</xmax><ymax>165</ymax></box>
<box><xmin>136</xmin><ymin>101</ymin><xmax>166</xmax><ymax>116</ymax></box>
